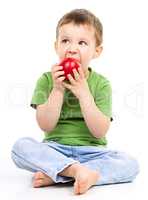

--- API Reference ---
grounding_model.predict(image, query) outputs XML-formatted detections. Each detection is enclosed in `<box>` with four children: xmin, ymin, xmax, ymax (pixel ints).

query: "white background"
<box><xmin>0</xmin><ymin>0</ymin><xmax>147</xmax><ymax>199</ymax></box>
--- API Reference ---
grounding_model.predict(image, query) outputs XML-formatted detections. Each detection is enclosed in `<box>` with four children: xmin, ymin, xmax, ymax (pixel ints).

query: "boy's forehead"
<box><xmin>58</xmin><ymin>23</ymin><xmax>95</xmax><ymax>38</ymax></box>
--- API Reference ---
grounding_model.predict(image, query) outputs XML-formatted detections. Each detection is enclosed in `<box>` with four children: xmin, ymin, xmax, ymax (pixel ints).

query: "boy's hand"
<box><xmin>51</xmin><ymin>64</ymin><xmax>65</xmax><ymax>93</ymax></box>
<box><xmin>62</xmin><ymin>67</ymin><xmax>91</xmax><ymax>100</ymax></box>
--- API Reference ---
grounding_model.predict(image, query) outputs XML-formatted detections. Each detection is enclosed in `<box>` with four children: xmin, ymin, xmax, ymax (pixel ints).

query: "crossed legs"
<box><xmin>33</xmin><ymin>163</ymin><xmax>100</xmax><ymax>195</ymax></box>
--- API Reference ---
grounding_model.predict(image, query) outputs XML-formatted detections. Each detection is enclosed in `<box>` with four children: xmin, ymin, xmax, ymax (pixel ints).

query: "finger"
<box><xmin>57</xmin><ymin>76</ymin><xmax>65</xmax><ymax>83</ymax></box>
<box><xmin>62</xmin><ymin>82</ymin><xmax>72</xmax><ymax>90</ymax></box>
<box><xmin>73</xmin><ymin>68</ymin><xmax>80</xmax><ymax>81</ymax></box>
<box><xmin>52</xmin><ymin>65</ymin><xmax>63</xmax><ymax>73</ymax></box>
<box><xmin>77</xmin><ymin>60</ymin><xmax>81</xmax><ymax>67</ymax></box>
<box><xmin>78</xmin><ymin>67</ymin><xmax>85</xmax><ymax>78</ymax></box>
<box><xmin>54</xmin><ymin>70</ymin><xmax>65</xmax><ymax>79</ymax></box>
<box><xmin>67</xmin><ymin>74</ymin><xmax>76</xmax><ymax>85</ymax></box>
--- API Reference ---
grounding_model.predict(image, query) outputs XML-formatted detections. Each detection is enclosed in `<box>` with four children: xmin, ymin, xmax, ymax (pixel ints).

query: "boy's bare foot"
<box><xmin>33</xmin><ymin>172</ymin><xmax>55</xmax><ymax>188</ymax></box>
<box><xmin>60</xmin><ymin>163</ymin><xmax>100</xmax><ymax>195</ymax></box>
<box><xmin>73</xmin><ymin>165</ymin><xmax>100</xmax><ymax>195</ymax></box>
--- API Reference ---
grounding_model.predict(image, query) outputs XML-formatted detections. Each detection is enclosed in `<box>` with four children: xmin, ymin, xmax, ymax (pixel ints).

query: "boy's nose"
<box><xmin>67</xmin><ymin>43</ymin><xmax>78</xmax><ymax>54</ymax></box>
<box><xmin>67</xmin><ymin>50</ymin><xmax>77</xmax><ymax>55</ymax></box>
<box><xmin>66</xmin><ymin>43</ymin><xmax>79</xmax><ymax>58</ymax></box>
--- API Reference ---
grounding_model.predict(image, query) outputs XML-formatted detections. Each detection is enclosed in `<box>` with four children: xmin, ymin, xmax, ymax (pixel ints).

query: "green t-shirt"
<box><xmin>31</xmin><ymin>67</ymin><xmax>112</xmax><ymax>146</ymax></box>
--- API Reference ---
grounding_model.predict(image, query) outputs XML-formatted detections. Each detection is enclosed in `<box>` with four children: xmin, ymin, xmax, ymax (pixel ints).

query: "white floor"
<box><xmin>0</xmin><ymin>112</ymin><xmax>146</xmax><ymax>200</ymax></box>
<box><xmin>0</xmin><ymin>106</ymin><xmax>146</xmax><ymax>200</ymax></box>
<box><xmin>0</xmin><ymin>157</ymin><xmax>146</xmax><ymax>200</ymax></box>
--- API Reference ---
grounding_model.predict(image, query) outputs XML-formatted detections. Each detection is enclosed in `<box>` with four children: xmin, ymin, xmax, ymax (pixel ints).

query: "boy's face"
<box><xmin>55</xmin><ymin>22</ymin><xmax>102</xmax><ymax>73</ymax></box>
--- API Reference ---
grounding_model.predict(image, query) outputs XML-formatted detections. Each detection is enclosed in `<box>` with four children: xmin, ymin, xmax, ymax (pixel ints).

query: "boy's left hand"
<box><xmin>62</xmin><ymin>67</ymin><xmax>91</xmax><ymax>100</ymax></box>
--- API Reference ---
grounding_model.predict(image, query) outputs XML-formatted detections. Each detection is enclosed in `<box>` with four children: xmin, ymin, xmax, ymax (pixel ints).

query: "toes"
<box><xmin>74</xmin><ymin>181</ymin><xmax>80</xmax><ymax>195</ymax></box>
<box><xmin>33</xmin><ymin>179</ymin><xmax>50</xmax><ymax>188</ymax></box>
<box><xmin>74</xmin><ymin>181</ymin><xmax>88</xmax><ymax>195</ymax></box>
<box><xmin>33</xmin><ymin>177</ymin><xmax>55</xmax><ymax>188</ymax></box>
<box><xmin>33</xmin><ymin>179</ymin><xmax>43</xmax><ymax>188</ymax></box>
<box><xmin>34</xmin><ymin>172</ymin><xmax>44</xmax><ymax>180</ymax></box>
<box><xmin>78</xmin><ymin>181</ymin><xmax>88</xmax><ymax>194</ymax></box>
<box><xmin>79</xmin><ymin>185</ymin><xmax>88</xmax><ymax>194</ymax></box>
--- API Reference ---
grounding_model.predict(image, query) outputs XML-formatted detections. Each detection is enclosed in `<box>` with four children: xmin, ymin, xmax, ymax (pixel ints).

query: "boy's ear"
<box><xmin>93</xmin><ymin>46</ymin><xmax>103</xmax><ymax>59</ymax></box>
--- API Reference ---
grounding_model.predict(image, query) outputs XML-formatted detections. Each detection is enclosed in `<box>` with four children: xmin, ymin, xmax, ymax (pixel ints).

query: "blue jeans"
<box><xmin>11</xmin><ymin>137</ymin><xmax>139</xmax><ymax>185</ymax></box>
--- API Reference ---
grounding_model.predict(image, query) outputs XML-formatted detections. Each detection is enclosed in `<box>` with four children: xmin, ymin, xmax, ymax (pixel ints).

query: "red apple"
<box><xmin>59</xmin><ymin>57</ymin><xmax>80</xmax><ymax>80</ymax></box>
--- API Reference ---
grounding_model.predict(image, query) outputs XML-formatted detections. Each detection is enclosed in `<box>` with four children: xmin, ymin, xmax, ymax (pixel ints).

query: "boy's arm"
<box><xmin>79</xmin><ymin>94</ymin><xmax>110</xmax><ymax>139</ymax></box>
<box><xmin>36</xmin><ymin>88</ymin><xmax>64</xmax><ymax>132</ymax></box>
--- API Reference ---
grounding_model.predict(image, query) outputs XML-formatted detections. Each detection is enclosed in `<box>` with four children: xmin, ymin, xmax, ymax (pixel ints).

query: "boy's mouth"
<box><xmin>65</xmin><ymin>56</ymin><xmax>80</xmax><ymax>63</ymax></box>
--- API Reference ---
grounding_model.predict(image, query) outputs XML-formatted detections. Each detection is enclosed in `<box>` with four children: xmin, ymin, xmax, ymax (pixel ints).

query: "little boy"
<box><xmin>11</xmin><ymin>9</ymin><xmax>139</xmax><ymax>195</ymax></box>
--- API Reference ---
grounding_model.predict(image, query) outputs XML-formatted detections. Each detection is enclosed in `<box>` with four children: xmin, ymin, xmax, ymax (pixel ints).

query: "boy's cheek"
<box><xmin>58</xmin><ymin>47</ymin><xmax>67</xmax><ymax>56</ymax></box>
<box><xmin>56</xmin><ymin>49</ymin><xmax>65</xmax><ymax>59</ymax></box>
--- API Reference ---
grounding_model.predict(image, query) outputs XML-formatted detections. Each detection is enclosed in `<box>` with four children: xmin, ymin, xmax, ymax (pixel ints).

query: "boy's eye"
<box><xmin>61</xmin><ymin>39</ymin><xmax>69</xmax><ymax>43</ymax></box>
<box><xmin>79</xmin><ymin>41</ymin><xmax>87</xmax><ymax>46</ymax></box>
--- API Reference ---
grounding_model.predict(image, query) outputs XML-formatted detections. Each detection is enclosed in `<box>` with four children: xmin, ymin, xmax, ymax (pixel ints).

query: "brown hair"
<box><xmin>56</xmin><ymin>9</ymin><xmax>103</xmax><ymax>46</ymax></box>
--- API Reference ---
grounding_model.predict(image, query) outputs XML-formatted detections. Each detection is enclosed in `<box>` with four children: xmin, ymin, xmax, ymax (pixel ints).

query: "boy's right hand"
<box><xmin>51</xmin><ymin>64</ymin><xmax>65</xmax><ymax>93</ymax></box>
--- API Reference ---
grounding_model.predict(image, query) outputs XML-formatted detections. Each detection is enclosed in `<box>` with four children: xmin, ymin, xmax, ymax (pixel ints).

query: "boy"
<box><xmin>11</xmin><ymin>9</ymin><xmax>139</xmax><ymax>195</ymax></box>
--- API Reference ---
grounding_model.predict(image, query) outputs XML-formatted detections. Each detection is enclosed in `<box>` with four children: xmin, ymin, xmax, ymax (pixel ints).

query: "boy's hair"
<box><xmin>56</xmin><ymin>9</ymin><xmax>103</xmax><ymax>46</ymax></box>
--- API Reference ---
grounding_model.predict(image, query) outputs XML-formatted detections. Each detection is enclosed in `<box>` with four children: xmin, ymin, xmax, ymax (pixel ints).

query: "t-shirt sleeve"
<box><xmin>30</xmin><ymin>73</ymin><xmax>52</xmax><ymax>109</ymax></box>
<box><xmin>95</xmin><ymin>78</ymin><xmax>112</xmax><ymax>121</ymax></box>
